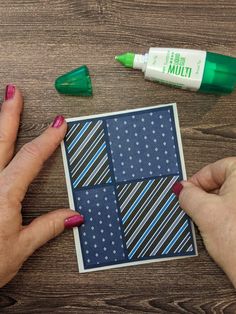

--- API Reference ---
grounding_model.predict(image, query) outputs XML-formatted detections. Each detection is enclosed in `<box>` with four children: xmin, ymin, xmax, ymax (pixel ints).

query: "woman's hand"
<box><xmin>0</xmin><ymin>85</ymin><xmax>84</xmax><ymax>287</ymax></box>
<box><xmin>173</xmin><ymin>157</ymin><xmax>236</xmax><ymax>287</ymax></box>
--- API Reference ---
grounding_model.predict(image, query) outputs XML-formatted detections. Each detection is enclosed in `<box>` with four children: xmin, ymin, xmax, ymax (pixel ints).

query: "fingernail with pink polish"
<box><xmin>5</xmin><ymin>84</ymin><xmax>15</xmax><ymax>101</ymax></box>
<box><xmin>172</xmin><ymin>182</ymin><xmax>183</xmax><ymax>197</ymax></box>
<box><xmin>52</xmin><ymin>115</ymin><xmax>64</xmax><ymax>128</ymax></box>
<box><xmin>64</xmin><ymin>214</ymin><xmax>84</xmax><ymax>229</ymax></box>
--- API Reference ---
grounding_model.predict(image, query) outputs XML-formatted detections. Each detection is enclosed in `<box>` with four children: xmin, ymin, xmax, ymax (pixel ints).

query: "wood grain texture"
<box><xmin>0</xmin><ymin>0</ymin><xmax>236</xmax><ymax>313</ymax></box>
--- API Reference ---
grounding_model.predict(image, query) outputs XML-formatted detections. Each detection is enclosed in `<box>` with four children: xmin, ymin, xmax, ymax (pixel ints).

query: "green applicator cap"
<box><xmin>55</xmin><ymin>65</ymin><xmax>93</xmax><ymax>96</ymax></box>
<box><xmin>115</xmin><ymin>53</ymin><xmax>135</xmax><ymax>68</ymax></box>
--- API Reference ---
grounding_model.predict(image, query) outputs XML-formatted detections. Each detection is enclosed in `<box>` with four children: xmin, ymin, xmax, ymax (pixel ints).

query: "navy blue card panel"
<box><xmin>75</xmin><ymin>186</ymin><xmax>125</xmax><ymax>269</ymax></box>
<box><xmin>106</xmin><ymin>109</ymin><xmax>179</xmax><ymax>182</ymax></box>
<box><xmin>64</xmin><ymin>106</ymin><xmax>196</xmax><ymax>270</ymax></box>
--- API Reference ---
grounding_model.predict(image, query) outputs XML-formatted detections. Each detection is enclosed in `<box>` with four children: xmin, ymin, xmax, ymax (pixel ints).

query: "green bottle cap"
<box><xmin>115</xmin><ymin>52</ymin><xmax>135</xmax><ymax>68</ymax></box>
<box><xmin>199</xmin><ymin>52</ymin><xmax>236</xmax><ymax>94</ymax></box>
<box><xmin>55</xmin><ymin>65</ymin><xmax>93</xmax><ymax>96</ymax></box>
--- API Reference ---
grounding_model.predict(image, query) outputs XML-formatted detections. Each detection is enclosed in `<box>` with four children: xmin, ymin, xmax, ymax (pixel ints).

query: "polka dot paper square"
<box><xmin>62</xmin><ymin>104</ymin><xmax>197</xmax><ymax>272</ymax></box>
<box><xmin>75</xmin><ymin>186</ymin><xmax>125</xmax><ymax>269</ymax></box>
<box><xmin>106</xmin><ymin>109</ymin><xmax>179</xmax><ymax>182</ymax></box>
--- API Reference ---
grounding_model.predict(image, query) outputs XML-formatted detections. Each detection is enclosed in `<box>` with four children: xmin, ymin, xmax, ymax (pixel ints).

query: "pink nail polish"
<box><xmin>64</xmin><ymin>214</ymin><xmax>84</xmax><ymax>229</ymax></box>
<box><xmin>52</xmin><ymin>115</ymin><xmax>65</xmax><ymax>128</ymax></box>
<box><xmin>5</xmin><ymin>84</ymin><xmax>15</xmax><ymax>101</ymax></box>
<box><xmin>172</xmin><ymin>182</ymin><xmax>183</xmax><ymax>197</ymax></box>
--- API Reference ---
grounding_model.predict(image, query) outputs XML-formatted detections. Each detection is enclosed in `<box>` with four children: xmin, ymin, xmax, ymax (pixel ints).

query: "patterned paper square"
<box><xmin>117</xmin><ymin>176</ymin><xmax>194</xmax><ymax>260</ymax></box>
<box><xmin>106</xmin><ymin>108</ymin><xmax>179</xmax><ymax>183</ymax></box>
<box><xmin>65</xmin><ymin>120</ymin><xmax>112</xmax><ymax>188</ymax></box>
<box><xmin>74</xmin><ymin>186</ymin><xmax>126</xmax><ymax>269</ymax></box>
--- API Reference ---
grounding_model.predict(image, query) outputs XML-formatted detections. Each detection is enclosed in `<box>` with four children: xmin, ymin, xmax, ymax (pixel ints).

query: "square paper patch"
<box><xmin>61</xmin><ymin>104</ymin><xmax>197</xmax><ymax>272</ymax></box>
<box><xmin>107</xmin><ymin>109</ymin><xmax>179</xmax><ymax>182</ymax></box>
<box><xmin>74</xmin><ymin>186</ymin><xmax>125</xmax><ymax>268</ymax></box>
<box><xmin>117</xmin><ymin>176</ymin><xmax>194</xmax><ymax>260</ymax></box>
<box><xmin>65</xmin><ymin>120</ymin><xmax>112</xmax><ymax>188</ymax></box>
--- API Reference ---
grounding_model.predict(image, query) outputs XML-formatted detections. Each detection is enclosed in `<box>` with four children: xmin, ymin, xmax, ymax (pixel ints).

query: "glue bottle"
<box><xmin>115</xmin><ymin>48</ymin><xmax>236</xmax><ymax>94</ymax></box>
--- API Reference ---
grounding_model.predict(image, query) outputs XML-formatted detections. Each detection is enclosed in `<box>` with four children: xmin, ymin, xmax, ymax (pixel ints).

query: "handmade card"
<box><xmin>61</xmin><ymin>104</ymin><xmax>197</xmax><ymax>272</ymax></box>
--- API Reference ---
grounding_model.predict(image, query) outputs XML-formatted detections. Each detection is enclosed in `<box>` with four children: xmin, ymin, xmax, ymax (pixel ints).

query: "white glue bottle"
<box><xmin>115</xmin><ymin>48</ymin><xmax>236</xmax><ymax>94</ymax></box>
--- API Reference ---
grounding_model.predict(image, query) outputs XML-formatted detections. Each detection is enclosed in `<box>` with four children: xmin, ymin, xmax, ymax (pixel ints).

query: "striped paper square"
<box><xmin>65</xmin><ymin>120</ymin><xmax>112</xmax><ymax>188</ymax></box>
<box><xmin>117</xmin><ymin>176</ymin><xmax>194</xmax><ymax>260</ymax></box>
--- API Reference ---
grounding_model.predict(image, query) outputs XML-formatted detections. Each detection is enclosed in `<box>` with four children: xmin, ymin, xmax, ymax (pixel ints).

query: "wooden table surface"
<box><xmin>0</xmin><ymin>0</ymin><xmax>236</xmax><ymax>313</ymax></box>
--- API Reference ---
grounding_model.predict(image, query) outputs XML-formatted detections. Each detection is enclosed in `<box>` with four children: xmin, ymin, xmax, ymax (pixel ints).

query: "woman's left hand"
<box><xmin>0</xmin><ymin>85</ymin><xmax>84</xmax><ymax>287</ymax></box>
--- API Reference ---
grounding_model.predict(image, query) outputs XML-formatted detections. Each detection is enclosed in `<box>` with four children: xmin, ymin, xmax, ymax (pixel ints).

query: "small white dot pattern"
<box><xmin>106</xmin><ymin>109</ymin><xmax>179</xmax><ymax>182</ymax></box>
<box><xmin>75</xmin><ymin>186</ymin><xmax>125</xmax><ymax>268</ymax></box>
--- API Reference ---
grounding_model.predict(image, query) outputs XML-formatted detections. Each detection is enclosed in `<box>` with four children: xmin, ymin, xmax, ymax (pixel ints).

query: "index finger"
<box><xmin>1</xmin><ymin>115</ymin><xmax>67</xmax><ymax>202</ymax></box>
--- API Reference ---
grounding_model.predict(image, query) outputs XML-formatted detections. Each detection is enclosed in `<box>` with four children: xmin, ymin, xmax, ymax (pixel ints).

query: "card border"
<box><xmin>61</xmin><ymin>103</ymin><xmax>198</xmax><ymax>273</ymax></box>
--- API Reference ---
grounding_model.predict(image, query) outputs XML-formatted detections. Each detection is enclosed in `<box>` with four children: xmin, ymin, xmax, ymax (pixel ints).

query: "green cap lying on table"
<box><xmin>55</xmin><ymin>65</ymin><xmax>93</xmax><ymax>96</ymax></box>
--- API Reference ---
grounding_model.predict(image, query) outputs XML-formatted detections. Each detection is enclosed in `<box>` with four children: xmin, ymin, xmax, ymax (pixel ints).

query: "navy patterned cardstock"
<box><xmin>62</xmin><ymin>104</ymin><xmax>197</xmax><ymax>272</ymax></box>
<box><xmin>65</xmin><ymin>120</ymin><xmax>112</xmax><ymax>188</ymax></box>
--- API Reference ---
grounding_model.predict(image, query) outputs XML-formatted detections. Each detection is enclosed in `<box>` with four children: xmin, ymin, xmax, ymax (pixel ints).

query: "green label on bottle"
<box><xmin>145</xmin><ymin>48</ymin><xmax>206</xmax><ymax>91</ymax></box>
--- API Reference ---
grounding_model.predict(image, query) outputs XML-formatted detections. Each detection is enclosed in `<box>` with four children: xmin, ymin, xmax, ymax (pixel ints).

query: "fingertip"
<box><xmin>19</xmin><ymin>208</ymin><xmax>84</xmax><ymax>257</ymax></box>
<box><xmin>48</xmin><ymin>208</ymin><xmax>84</xmax><ymax>233</ymax></box>
<box><xmin>179</xmin><ymin>180</ymin><xmax>193</xmax><ymax>191</ymax></box>
<box><xmin>64</xmin><ymin>214</ymin><xmax>84</xmax><ymax>229</ymax></box>
<box><xmin>172</xmin><ymin>181</ymin><xmax>198</xmax><ymax>221</ymax></box>
<box><xmin>172</xmin><ymin>181</ymin><xmax>184</xmax><ymax>197</ymax></box>
<box><xmin>4</xmin><ymin>84</ymin><xmax>23</xmax><ymax>105</ymax></box>
<box><xmin>178</xmin><ymin>181</ymin><xmax>197</xmax><ymax>206</ymax></box>
<box><xmin>52</xmin><ymin>115</ymin><xmax>65</xmax><ymax>128</ymax></box>
<box><xmin>1</xmin><ymin>85</ymin><xmax>23</xmax><ymax>114</ymax></box>
<box><xmin>4</xmin><ymin>84</ymin><xmax>15</xmax><ymax>101</ymax></box>
<box><xmin>49</xmin><ymin>115</ymin><xmax>67</xmax><ymax>137</ymax></box>
<box><xmin>37</xmin><ymin>115</ymin><xmax>67</xmax><ymax>149</ymax></box>
<box><xmin>177</xmin><ymin>180</ymin><xmax>219</xmax><ymax>228</ymax></box>
<box><xmin>44</xmin><ymin>208</ymin><xmax>84</xmax><ymax>233</ymax></box>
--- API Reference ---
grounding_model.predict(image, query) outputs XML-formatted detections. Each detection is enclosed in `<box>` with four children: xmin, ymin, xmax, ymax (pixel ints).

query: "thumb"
<box><xmin>173</xmin><ymin>181</ymin><xmax>219</xmax><ymax>229</ymax></box>
<box><xmin>19</xmin><ymin>209</ymin><xmax>84</xmax><ymax>258</ymax></box>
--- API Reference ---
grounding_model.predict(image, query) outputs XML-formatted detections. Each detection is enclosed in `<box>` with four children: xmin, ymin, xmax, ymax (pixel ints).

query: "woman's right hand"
<box><xmin>173</xmin><ymin>157</ymin><xmax>236</xmax><ymax>287</ymax></box>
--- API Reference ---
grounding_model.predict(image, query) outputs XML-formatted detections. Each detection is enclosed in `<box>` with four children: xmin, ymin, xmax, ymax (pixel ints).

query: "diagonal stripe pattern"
<box><xmin>65</xmin><ymin>121</ymin><xmax>112</xmax><ymax>188</ymax></box>
<box><xmin>117</xmin><ymin>176</ymin><xmax>193</xmax><ymax>260</ymax></box>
